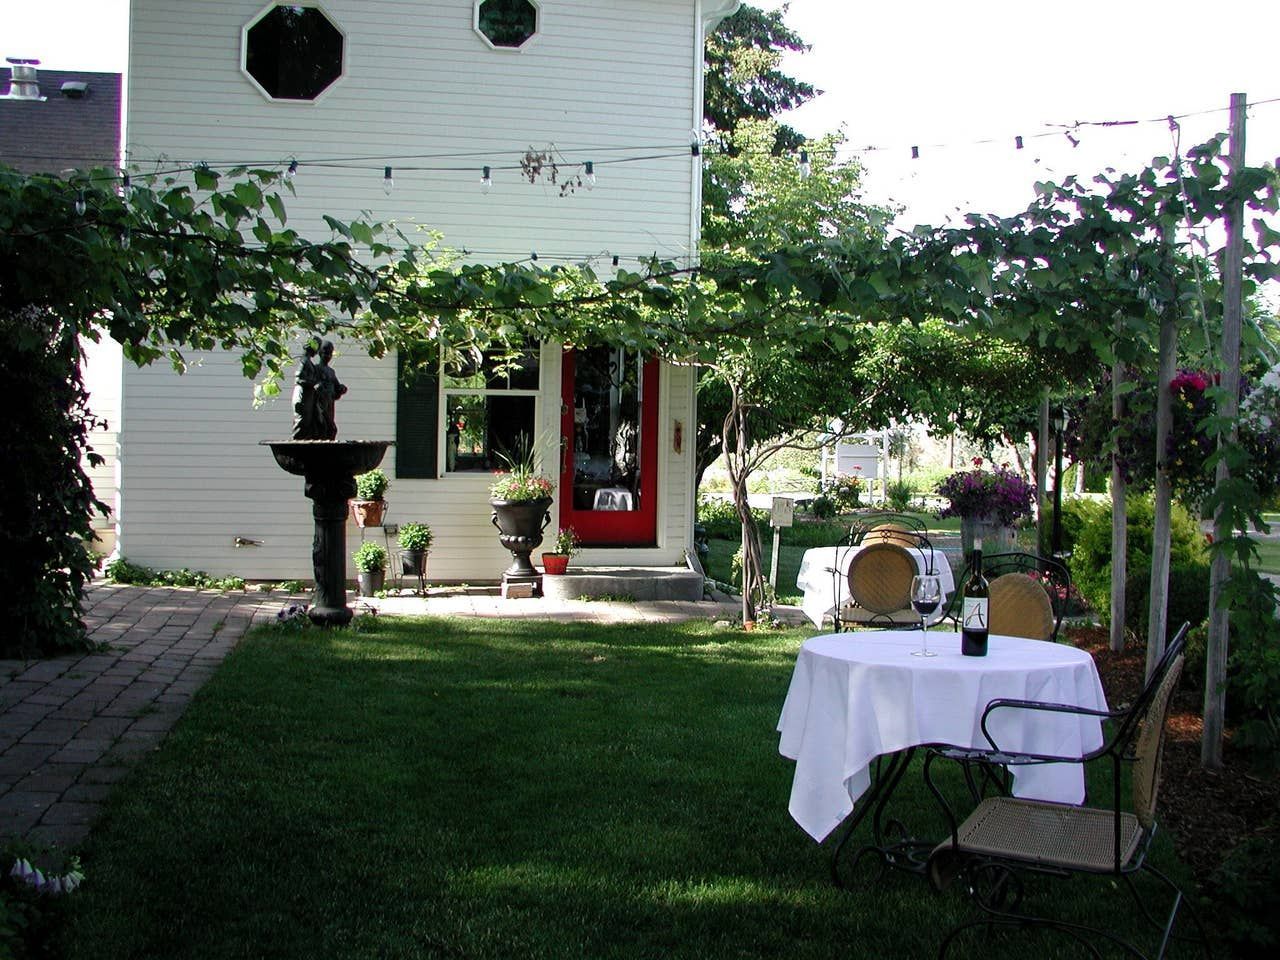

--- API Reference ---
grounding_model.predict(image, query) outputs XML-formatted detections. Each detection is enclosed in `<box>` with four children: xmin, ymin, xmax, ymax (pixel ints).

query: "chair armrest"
<box><xmin>980</xmin><ymin>698</ymin><xmax>1123</xmax><ymax>755</ymax></box>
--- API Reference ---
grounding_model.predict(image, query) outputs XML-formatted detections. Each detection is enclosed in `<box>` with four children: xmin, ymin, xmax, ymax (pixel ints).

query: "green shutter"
<box><xmin>395</xmin><ymin>352</ymin><xmax>439</xmax><ymax>479</ymax></box>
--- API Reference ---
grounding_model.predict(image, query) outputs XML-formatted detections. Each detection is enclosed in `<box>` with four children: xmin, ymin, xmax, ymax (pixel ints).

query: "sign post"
<box><xmin>769</xmin><ymin>497</ymin><xmax>795</xmax><ymax>594</ymax></box>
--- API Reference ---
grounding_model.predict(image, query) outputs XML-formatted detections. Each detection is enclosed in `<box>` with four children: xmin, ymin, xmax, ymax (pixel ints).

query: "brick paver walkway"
<box><xmin>0</xmin><ymin>583</ymin><xmax>752</xmax><ymax>855</ymax></box>
<box><xmin>0</xmin><ymin>586</ymin><xmax>283</xmax><ymax>851</ymax></box>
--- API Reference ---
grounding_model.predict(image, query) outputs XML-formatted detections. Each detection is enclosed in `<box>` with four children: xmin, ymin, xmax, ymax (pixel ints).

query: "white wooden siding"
<box><xmin>120</xmin><ymin>0</ymin><xmax>702</xmax><ymax>579</ymax></box>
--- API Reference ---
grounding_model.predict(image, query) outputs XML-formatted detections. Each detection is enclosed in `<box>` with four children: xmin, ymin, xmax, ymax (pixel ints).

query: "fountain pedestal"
<box><xmin>263</xmin><ymin>441</ymin><xmax>392</xmax><ymax>627</ymax></box>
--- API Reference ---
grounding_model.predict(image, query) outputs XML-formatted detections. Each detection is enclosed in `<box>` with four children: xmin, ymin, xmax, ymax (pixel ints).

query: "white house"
<box><xmin>115</xmin><ymin>0</ymin><xmax>739</xmax><ymax>582</ymax></box>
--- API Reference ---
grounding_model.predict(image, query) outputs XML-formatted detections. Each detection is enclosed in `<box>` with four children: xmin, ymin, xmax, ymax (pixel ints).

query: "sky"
<box><xmin>6</xmin><ymin>0</ymin><xmax>1278</xmax><ymax>228</ymax></box>
<box><xmin>756</xmin><ymin>0</ymin><xmax>1280</xmax><ymax>227</ymax></box>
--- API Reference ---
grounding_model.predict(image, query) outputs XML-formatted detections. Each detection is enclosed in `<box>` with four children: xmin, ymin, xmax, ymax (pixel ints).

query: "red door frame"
<box><xmin>558</xmin><ymin>351</ymin><xmax>659</xmax><ymax>546</ymax></box>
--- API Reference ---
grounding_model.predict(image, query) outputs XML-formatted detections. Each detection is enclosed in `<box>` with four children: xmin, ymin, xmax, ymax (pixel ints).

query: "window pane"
<box><xmin>442</xmin><ymin>345</ymin><xmax>539</xmax><ymax>390</ymax></box>
<box><xmin>570</xmin><ymin>347</ymin><xmax>642</xmax><ymax>512</ymax></box>
<box><xmin>245</xmin><ymin>6</ymin><xmax>344</xmax><ymax>101</ymax></box>
<box><xmin>445</xmin><ymin>394</ymin><xmax>536</xmax><ymax>472</ymax></box>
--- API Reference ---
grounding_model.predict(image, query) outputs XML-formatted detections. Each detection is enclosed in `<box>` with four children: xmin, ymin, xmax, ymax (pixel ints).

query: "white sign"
<box><xmin>771</xmin><ymin>497</ymin><xmax>795</xmax><ymax>528</ymax></box>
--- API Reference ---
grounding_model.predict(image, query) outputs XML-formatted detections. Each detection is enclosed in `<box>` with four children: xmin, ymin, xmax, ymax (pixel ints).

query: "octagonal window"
<box><xmin>244</xmin><ymin>4</ymin><xmax>344</xmax><ymax>101</ymax></box>
<box><xmin>476</xmin><ymin>0</ymin><xmax>539</xmax><ymax>50</ymax></box>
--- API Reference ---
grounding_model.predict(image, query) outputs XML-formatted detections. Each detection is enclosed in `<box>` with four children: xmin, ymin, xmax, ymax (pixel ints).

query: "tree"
<box><xmin>703</xmin><ymin>3</ymin><xmax>817</xmax><ymax>154</ymax></box>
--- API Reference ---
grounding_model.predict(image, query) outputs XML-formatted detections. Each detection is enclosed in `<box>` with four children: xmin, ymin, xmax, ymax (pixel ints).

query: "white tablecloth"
<box><xmin>776</xmin><ymin>630</ymin><xmax>1108</xmax><ymax>841</ymax></box>
<box><xmin>795</xmin><ymin>545</ymin><xmax>955</xmax><ymax>627</ymax></box>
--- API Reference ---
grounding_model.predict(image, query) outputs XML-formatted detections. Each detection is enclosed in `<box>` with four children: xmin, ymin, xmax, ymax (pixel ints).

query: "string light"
<box><xmin>584</xmin><ymin>161</ymin><xmax>596</xmax><ymax>189</ymax></box>
<box><xmin>1015</xmin><ymin>135</ymin><xmax>1024</xmax><ymax>150</ymax></box>
<box><xmin>74</xmin><ymin>190</ymin><xmax>86</xmax><ymax>216</ymax></box>
<box><xmin>911</xmin><ymin>145</ymin><xmax>920</xmax><ymax>160</ymax></box>
<box><xmin>285</xmin><ymin>159</ymin><xmax>298</xmax><ymax>181</ymax></box>
<box><xmin>480</xmin><ymin>165</ymin><xmax>492</xmax><ymax>194</ymax></box>
<box><xmin>798</xmin><ymin>150</ymin><xmax>811</xmax><ymax>179</ymax></box>
<box><xmin>121</xmin><ymin>227</ymin><xmax>131</xmax><ymax>250</ymax></box>
<box><xmin>383</xmin><ymin>166</ymin><xmax>394</xmax><ymax>195</ymax></box>
<box><xmin>121</xmin><ymin>173</ymin><xmax>132</xmax><ymax>199</ymax></box>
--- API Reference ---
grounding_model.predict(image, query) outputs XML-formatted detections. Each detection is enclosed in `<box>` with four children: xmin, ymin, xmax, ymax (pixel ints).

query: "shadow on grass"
<box><xmin>60</xmin><ymin>617</ymin><xmax>1203</xmax><ymax>960</ymax></box>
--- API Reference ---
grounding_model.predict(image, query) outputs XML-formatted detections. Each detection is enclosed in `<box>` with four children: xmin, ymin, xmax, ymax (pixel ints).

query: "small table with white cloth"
<box><xmin>776</xmin><ymin>630</ymin><xmax>1108</xmax><ymax>883</ymax></box>
<box><xmin>795</xmin><ymin>545</ymin><xmax>955</xmax><ymax>628</ymax></box>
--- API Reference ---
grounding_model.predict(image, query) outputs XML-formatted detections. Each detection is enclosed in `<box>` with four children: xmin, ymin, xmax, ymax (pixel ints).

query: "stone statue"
<box><xmin>291</xmin><ymin>340</ymin><xmax>347</xmax><ymax>440</ymax></box>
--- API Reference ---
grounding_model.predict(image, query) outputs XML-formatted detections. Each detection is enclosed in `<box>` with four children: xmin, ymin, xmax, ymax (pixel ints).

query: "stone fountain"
<box><xmin>262</xmin><ymin>341</ymin><xmax>392</xmax><ymax>627</ymax></box>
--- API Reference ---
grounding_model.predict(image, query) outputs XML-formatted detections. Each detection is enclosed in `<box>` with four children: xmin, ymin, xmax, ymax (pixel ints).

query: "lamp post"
<box><xmin>1052</xmin><ymin>407</ymin><xmax>1069</xmax><ymax>559</ymax></box>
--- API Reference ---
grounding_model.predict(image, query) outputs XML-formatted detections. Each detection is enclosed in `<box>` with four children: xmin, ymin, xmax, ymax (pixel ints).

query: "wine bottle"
<box><xmin>961</xmin><ymin>538</ymin><xmax>990</xmax><ymax>656</ymax></box>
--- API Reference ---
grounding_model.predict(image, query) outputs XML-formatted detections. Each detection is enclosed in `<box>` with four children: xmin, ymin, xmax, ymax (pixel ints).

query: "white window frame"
<box><xmin>472</xmin><ymin>0</ymin><xmax>543</xmax><ymax>53</ymax></box>
<box><xmin>240</xmin><ymin>1</ymin><xmax>348</xmax><ymax>105</ymax></box>
<box><xmin>439</xmin><ymin>350</ymin><xmax>541</xmax><ymax>476</ymax></box>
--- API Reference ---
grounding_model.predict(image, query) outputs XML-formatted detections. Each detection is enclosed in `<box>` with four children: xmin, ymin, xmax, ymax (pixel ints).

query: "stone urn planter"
<box><xmin>490</xmin><ymin>497</ymin><xmax>553</xmax><ymax>583</ymax></box>
<box><xmin>960</xmin><ymin>514</ymin><xmax>1015</xmax><ymax>562</ymax></box>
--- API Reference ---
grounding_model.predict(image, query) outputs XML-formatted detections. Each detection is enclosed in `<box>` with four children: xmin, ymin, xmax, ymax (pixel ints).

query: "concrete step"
<box><xmin>541</xmin><ymin>566</ymin><xmax>704</xmax><ymax>602</ymax></box>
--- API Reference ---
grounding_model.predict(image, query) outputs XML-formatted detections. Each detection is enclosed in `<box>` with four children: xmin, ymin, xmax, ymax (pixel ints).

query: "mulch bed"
<box><xmin>1072</xmin><ymin>626</ymin><xmax>1280</xmax><ymax>886</ymax></box>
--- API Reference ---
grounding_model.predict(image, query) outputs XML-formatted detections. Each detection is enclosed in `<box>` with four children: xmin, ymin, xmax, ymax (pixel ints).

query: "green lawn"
<box><xmin>62</xmin><ymin>618</ymin><xmax>1202</xmax><ymax>959</ymax></box>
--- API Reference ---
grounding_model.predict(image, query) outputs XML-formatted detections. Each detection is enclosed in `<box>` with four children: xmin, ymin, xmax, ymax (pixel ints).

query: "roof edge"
<box><xmin>702</xmin><ymin>0</ymin><xmax>741</xmax><ymax>30</ymax></box>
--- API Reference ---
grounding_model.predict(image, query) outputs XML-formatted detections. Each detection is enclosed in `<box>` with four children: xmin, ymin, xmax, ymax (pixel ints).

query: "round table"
<box><xmin>777</xmin><ymin>630</ymin><xmax>1108</xmax><ymax>843</ymax></box>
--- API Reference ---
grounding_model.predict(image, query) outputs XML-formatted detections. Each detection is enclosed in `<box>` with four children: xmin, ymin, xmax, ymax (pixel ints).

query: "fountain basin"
<box><xmin>261</xmin><ymin>440</ymin><xmax>393</xmax><ymax>477</ymax></box>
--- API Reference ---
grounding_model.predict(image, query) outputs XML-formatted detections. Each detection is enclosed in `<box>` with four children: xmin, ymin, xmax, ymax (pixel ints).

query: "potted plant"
<box><xmin>489</xmin><ymin>441</ymin><xmax>555</xmax><ymax>584</ymax></box>
<box><xmin>542</xmin><ymin>526</ymin><xmax>580</xmax><ymax>575</ymax></box>
<box><xmin>352</xmin><ymin>540</ymin><xmax>387</xmax><ymax>597</ymax></box>
<box><xmin>398</xmin><ymin>521</ymin><xmax>433</xmax><ymax>576</ymax></box>
<box><xmin>936</xmin><ymin>458</ymin><xmax>1035</xmax><ymax>560</ymax></box>
<box><xmin>351</xmin><ymin>468</ymin><xmax>389</xmax><ymax>527</ymax></box>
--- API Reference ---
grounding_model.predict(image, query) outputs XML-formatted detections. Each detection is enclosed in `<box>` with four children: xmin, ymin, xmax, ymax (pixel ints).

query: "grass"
<box><xmin>62</xmin><ymin>618</ymin><xmax>1202</xmax><ymax>959</ymax></box>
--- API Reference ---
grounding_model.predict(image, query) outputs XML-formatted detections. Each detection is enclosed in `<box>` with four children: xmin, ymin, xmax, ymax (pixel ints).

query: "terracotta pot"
<box><xmin>542</xmin><ymin>553</ymin><xmax>570</xmax><ymax>575</ymax></box>
<box><xmin>743</xmin><ymin>619</ymin><xmax>755</xmax><ymax>631</ymax></box>
<box><xmin>350</xmin><ymin>499</ymin><xmax>387</xmax><ymax>528</ymax></box>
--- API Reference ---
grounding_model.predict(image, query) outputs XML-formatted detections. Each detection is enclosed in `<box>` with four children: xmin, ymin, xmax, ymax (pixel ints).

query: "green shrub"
<box><xmin>1038</xmin><ymin>497</ymin><xmax>1103</xmax><ymax>558</ymax></box>
<box><xmin>1124</xmin><ymin>562</ymin><xmax>1212</xmax><ymax>647</ymax></box>
<box><xmin>351</xmin><ymin>541</ymin><xmax>387</xmax><ymax>573</ymax></box>
<box><xmin>886</xmin><ymin>480</ymin><xmax>914</xmax><ymax>512</ymax></box>
<box><xmin>354</xmin><ymin>468</ymin><xmax>389</xmax><ymax>500</ymax></box>
<box><xmin>105</xmin><ymin>558</ymin><xmax>246</xmax><ymax>592</ymax></box>
<box><xmin>696</xmin><ymin>497</ymin><xmax>766</xmax><ymax>540</ymax></box>
<box><xmin>809</xmin><ymin>495</ymin><xmax>836</xmax><ymax>520</ymax></box>
<box><xmin>1227</xmin><ymin>571</ymin><xmax>1280</xmax><ymax>771</ymax></box>
<box><xmin>824</xmin><ymin>474</ymin><xmax>863</xmax><ymax>512</ymax></box>
<box><xmin>1069</xmin><ymin>495</ymin><xmax>1207</xmax><ymax>627</ymax></box>
<box><xmin>781</xmin><ymin>520</ymin><xmax>849</xmax><ymax>549</ymax></box>
<box><xmin>1208</xmin><ymin>830</ymin><xmax>1280</xmax><ymax>956</ymax></box>
<box><xmin>397</xmin><ymin>522</ymin><xmax>433</xmax><ymax>553</ymax></box>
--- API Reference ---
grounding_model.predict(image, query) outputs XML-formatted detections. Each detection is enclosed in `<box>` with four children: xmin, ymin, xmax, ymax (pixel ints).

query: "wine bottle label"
<box><xmin>962</xmin><ymin>597</ymin><xmax>989</xmax><ymax>631</ymax></box>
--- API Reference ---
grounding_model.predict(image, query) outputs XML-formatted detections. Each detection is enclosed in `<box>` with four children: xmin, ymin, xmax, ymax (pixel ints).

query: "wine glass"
<box><xmin>910</xmin><ymin>574</ymin><xmax>942</xmax><ymax>657</ymax></box>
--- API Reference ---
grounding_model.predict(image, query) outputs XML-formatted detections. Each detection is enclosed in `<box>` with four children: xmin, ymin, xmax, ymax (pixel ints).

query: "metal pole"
<box><xmin>1052</xmin><ymin>422</ymin><xmax>1064</xmax><ymax>558</ymax></box>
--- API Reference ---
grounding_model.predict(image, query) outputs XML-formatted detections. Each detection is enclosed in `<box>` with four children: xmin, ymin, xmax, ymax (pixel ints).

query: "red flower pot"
<box><xmin>542</xmin><ymin>553</ymin><xmax>570</xmax><ymax>575</ymax></box>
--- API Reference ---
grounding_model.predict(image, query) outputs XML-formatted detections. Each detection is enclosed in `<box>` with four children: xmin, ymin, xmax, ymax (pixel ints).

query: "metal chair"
<box><xmin>846</xmin><ymin>511</ymin><xmax>928</xmax><ymax>546</ymax></box>
<box><xmin>942</xmin><ymin>551</ymin><xmax>1071</xmax><ymax>642</ymax></box>
<box><xmin>840</xmin><ymin>541</ymin><xmax>917</xmax><ymax>627</ymax></box>
<box><xmin>922</xmin><ymin>623</ymin><xmax>1210</xmax><ymax>960</ymax></box>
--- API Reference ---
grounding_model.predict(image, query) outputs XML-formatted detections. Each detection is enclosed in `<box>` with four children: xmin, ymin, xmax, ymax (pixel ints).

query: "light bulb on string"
<box><xmin>584</xmin><ymin>161</ymin><xmax>596</xmax><ymax>189</ymax></box>
<box><xmin>798</xmin><ymin>150</ymin><xmax>811</xmax><ymax>179</ymax></box>
<box><xmin>74</xmin><ymin>190</ymin><xmax>86</xmax><ymax>217</ymax></box>
<box><xmin>480</xmin><ymin>165</ymin><xmax>492</xmax><ymax>194</ymax></box>
<box><xmin>383</xmin><ymin>166</ymin><xmax>394</xmax><ymax>196</ymax></box>
<box><xmin>285</xmin><ymin>159</ymin><xmax>298</xmax><ymax>182</ymax></box>
<box><xmin>121</xmin><ymin>173</ymin><xmax>133</xmax><ymax>200</ymax></box>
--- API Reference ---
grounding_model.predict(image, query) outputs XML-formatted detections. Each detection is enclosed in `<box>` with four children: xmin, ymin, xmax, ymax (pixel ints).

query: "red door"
<box><xmin>559</xmin><ymin>348</ymin><xmax>659</xmax><ymax>546</ymax></box>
